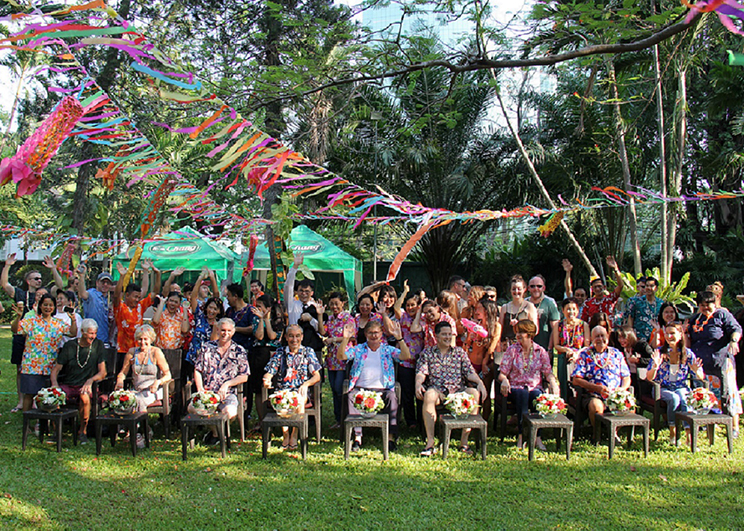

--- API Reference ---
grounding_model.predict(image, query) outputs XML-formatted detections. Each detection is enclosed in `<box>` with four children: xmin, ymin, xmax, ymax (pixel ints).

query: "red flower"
<box><xmin>355</xmin><ymin>395</ymin><xmax>364</xmax><ymax>405</ymax></box>
<box><xmin>209</xmin><ymin>397</ymin><xmax>219</xmax><ymax>404</ymax></box>
<box><xmin>290</xmin><ymin>397</ymin><xmax>299</xmax><ymax>407</ymax></box>
<box><xmin>462</xmin><ymin>399</ymin><xmax>471</xmax><ymax>408</ymax></box>
<box><xmin>364</xmin><ymin>397</ymin><xmax>376</xmax><ymax>409</ymax></box>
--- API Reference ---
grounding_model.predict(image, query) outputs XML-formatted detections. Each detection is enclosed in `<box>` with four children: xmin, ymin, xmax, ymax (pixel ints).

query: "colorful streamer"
<box><xmin>684</xmin><ymin>0</ymin><xmax>744</xmax><ymax>35</ymax></box>
<box><xmin>537</xmin><ymin>212</ymin><xmax>564</xmax><ymax>237</ymax></box>
<box><xmin>242</xmin><ymin>233</ymin><xmax>259</xmax><ymax>278</ymax></box>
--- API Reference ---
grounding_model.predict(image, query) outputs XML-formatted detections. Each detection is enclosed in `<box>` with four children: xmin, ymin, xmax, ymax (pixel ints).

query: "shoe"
<box><xmin>733</xmin><ymin>429</ymin><xmax>740</xmax><ymax>439</ymax></box>
<box><xmin>288</xmin><ymin>443</ymin><xmax>299</xmax><ymax>451</ymax></box>
<box><xmin>79</xmin><ymin>434</ymin><xmax>88</xmax><ymax>445</ymax></box>
<box><xmin>535</xmin><ymin>440</ymin><xmax>547</xmax><ymax>452</ymax></box>
<box><xmin>10</xmin><ymin>406</ymin><xmax>21</xmax><ymax>413</ymax></box>
<box><xmin>388</xmin><ymin>440</ymin><xmax>397</xmax><ymax>452</ymax></box>
<box><xmin>46</xmin><ymin>435</ymin><xmax>59</xmax><ymax>445</ymax></box>
<box><xmin>136</xmin><ymin>434</ymin><xmax>145</xmax><ymax>449</ymax></box>
<box><xmin>458</xmin><ymin>445</ymin><xmax>473</xmax><ymax>456</ymax></box>
<box><xmin>516</xmin><ymin>434</ymin><xmax>524</xmax><ymax>450</ymax></box>
<box><xmin>202</xmin><ymin>432</ymin><xmax>219</xmax><ymax>446</ymax></box>
<box><xmin>351</xmin><ymin>439</ymin><xmax>361</xmax><ymax>452</ymax></box>
<box><xmin>420</xmin><ymin>445</ymin><xmax>436</xmax><ymax>457</ymax></box>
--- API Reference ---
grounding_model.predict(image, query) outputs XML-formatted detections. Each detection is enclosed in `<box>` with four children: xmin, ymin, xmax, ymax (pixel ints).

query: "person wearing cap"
<box><xmin>76</xmin><ymin>264</ymin><xmax>115</xmax><ymax>346</ymax></box>
<box><xmin>580</xmin><ymin>256</ymin><xmax>625</xmax><ymax>323</ymax></box>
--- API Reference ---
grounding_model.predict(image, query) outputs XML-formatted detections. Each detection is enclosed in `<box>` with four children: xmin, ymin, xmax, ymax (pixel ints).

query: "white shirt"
<box><xmin>355</xmin><ymin>346</ymin><xmax>384</xmax><ymax>389</ymax></box>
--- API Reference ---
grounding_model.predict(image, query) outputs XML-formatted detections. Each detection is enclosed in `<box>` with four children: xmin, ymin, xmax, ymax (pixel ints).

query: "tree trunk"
<box><xmin>71</xmin><ymin>0</ymin><xmax>131</xmax><ymax>235</ymax></box>
<box><xmin>652</xmin><ymin>35</ymin><xmax>669</xmax><ymax>283</ymax></box>
<box><xmin>494</xmin><ymin>88</ymin><xmax>599</xmax><ymax>279</ymax></box>
<box><xmin>606</xmin><ymin>59</ymin><xmax>642</xmax><ymax>277</ymax></box>
<box><xmin>667</xmin><ymin>66</ymin><xmax>687</xmax><ymax>274</ymax></box>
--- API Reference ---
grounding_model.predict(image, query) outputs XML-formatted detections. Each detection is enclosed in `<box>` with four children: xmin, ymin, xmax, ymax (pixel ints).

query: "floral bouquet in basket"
<box><xmin>35</xmin><ymin>387</ymin><xmax>66</xmax><ymax>411</ymax></box>
<box><xmin>687</xmin><ymin>387</ymin><xmax>718</xmax><ymax>414</ymax></box>
<box><xmin>533</xmin><ymin>393</ymin><xmax>567</xmax><ymax>416</ymax></box>
<box><xmin>192</xmin><ymin>390</ymin><xmax>221</xmax><ymax>416</ymax></box>
<box><xmin>108</xmin><ymin>389</ymin><xmax>137</xmax><ymax>415</ymax></box>
<box><xmin>269</xmin><ymin>389</ymin><xmax>302</xmax><ymax>417</ymax></box>
<box><xmin>606</xmin><ymin>388</ymin><xmax>636</xmax><ymax>414</ymax></box>
<box><xmin>444</xmin><ymin>391</ymin><xmax>479</xmax><ymax>418</ymax></box>
<box><xmin>352</xmin><ymin>389</ymin><xmax>384</xmax><ymax>416</ymax></box>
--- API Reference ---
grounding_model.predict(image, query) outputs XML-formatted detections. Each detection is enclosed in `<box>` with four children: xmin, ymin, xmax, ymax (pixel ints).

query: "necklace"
<box><xmin>591</xmin><ymin>348</ymin><xmax>611</xmax><ymax>369</ymax></box>
<box><xmin>692</xmin><ymin>312</ymin><xmax>714</xmax><ymax>333</ymax></box>
<box><xmin>134</xmin><ymin>347</ymin><xmax>151</xmax><ymax>375</ymax></box>
<box><xmin>76</xmin><ymin>341</ymin><xmax>92</xmax><ymax>369</ymax></box>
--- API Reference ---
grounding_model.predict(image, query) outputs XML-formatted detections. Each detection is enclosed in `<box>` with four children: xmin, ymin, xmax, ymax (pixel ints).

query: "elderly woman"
<box><xmin>12</xmin><ymin>293</ymin><xmax>77</xmax><ymax>415</ymax></box>
<box><xmin>646</xmin><ymin>321</ymin><xmax>704</xmax><ymax>444</ymax></box>
<box><xmin>498</xmin><ymin>319</ymin><xmax>559</xmax><ymax>450</ymax></box>
<box><xmin>116</xmin><ymin>324</ymin><xmax>171</xmax><ymax>409</ymax></box>
<box><xmin>687</xmin><ymin>290</ymin><xmax>742</xmax><ymax>437</ymax></box>
<box><xmin>263</xmin><ymin>325</ymin><xmax>322</xmax><ymax>450</ymax></box>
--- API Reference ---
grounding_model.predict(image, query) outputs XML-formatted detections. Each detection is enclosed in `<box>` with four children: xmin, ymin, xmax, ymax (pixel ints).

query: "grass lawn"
<box><xmin>0</xmin><ymin>328</ymin><xmax>742</xmax><ymax>530</ymax></box>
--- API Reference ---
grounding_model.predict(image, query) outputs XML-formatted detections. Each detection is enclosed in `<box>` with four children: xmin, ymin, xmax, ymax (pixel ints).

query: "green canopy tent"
<box><xmin>250</xmin><ymin>225</ymin><xmax>362</xmax><ymax>297</ymax></box>
<box><xmin>112</xmin><ymin>227</ymin><xmax>240</xmax><ymax>284</ymax></box>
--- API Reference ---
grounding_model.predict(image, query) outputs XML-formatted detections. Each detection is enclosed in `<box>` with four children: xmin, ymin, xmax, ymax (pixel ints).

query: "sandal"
<box><xmin>288</xmin><ymin>443</ymin><xmax>299</xmax><ymax>450</ymax></box>
<box><xmin>458</xmin><ymin>445</ymin><xmax>474</xmax><ymax>456</ymax></box>
<box><xmin>420</xmin><ymin>446</ymin><xmax>436</xmax><ymax>457</ymax></box>
<box><xmin>10</xmin><ymin>406</ymin><xmax>21</xmax><ymax>413</ymax></box>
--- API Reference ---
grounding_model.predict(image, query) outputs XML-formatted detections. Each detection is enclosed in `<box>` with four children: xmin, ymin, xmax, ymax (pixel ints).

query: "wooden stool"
<box><xmin>22</xmin><ymin>409</ymin><xmax>78</xmax><ymax>452</ymax></box>
<box><xmin>344</xmin><ymin>414</ymin><xmax>389</xmax><ymax>460</ymax></box>
<box><xmin>180</xmin><ymin>411</ymin><xmax>231</xmax><ymax>460</ymax></box>
<box><xmin>524</xmin><ymin>413</ymin><xmax>573</xmax><ymax>461</ymax></box>
<box><xmin>440</xmin><ymin>414</ymin><xmax>487</xmax><ymax>459</ymax></box>
<box><xmin>95</xmin><ymin>411</ymin><xmax>149</xmax><ymax>457</ymax></box>
<box><xmin>262</xmin><ymin>412</ymin><xmax>308</xmax><ymax>460</ymax></box>
<box><xmin>674</xmin><ymin>411</ymin><xmax>734</xmax><ymax>454</ymax></box>
<box><xmin>594</xmin><ymin>412</ymin><xmax>650</xmax><ymax>459</ymax></box>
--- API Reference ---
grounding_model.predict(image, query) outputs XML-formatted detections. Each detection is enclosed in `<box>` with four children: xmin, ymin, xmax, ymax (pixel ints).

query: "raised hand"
<box><xmin>142</xmin><ymin>259</ymin><xmax>153</xmax><ymax>271</ymax></box>
<box><xmin>42</xmin><ymin>255</ymin><xmax>57</xmax><ymax>270</ymax></box>
<box><xmin>315</xmin><ymin>301</ymin><xmax>326</xmax><ymax>317</ymax></box>
<box><xmin>691</xmin><ymin>356</ymin><xmax>703</xmax><ymax>373</ymax></box>
<box><xmin>650</xmin><ymin>350</ymin><xmax>662</xmax><ymax>368</ymax></box>
<box><xmin>5</xmin><ymin>253</ymin><xmax>16</xmax><ymax>266</ymax></box>
<box><xmin>342</xmin><ymin>322</ymin><xmax>356</xmax><ymax>339</ymax></box>
<box><xmin>562</xmin><ymin>259</ymin><xmax>573</xmax><ymax>272</ymax></box>
<box><xmin>388</xmin><ymin>320</ymin><xmax>402</xmax><ymax>339</ymax></box>
<box><xmin>293</xmin><ymin>252</ymin><xmax>304</xmax><ymax>268</ymax></box>
<box><xmin>76</xmin><ymin>263</ymin><xmax>87</xmax><ymax>276</ymax></box>
<box><xmin>403</xmin><ymin>279</ymin><xmax>410</xmax><ymax>291</ymax></box>
<box><xmin>173</xmin><ymin>266</ymin><xmax>185</xmax><ymax>276</ymax></box>
<box><xmin>116</xmin><ymin>262</ymin><xmax>127</xmax><ymax>275</ymax></box>
<box><xmin>606</xmin><ymin>256</ymin><xmax>618</xmax><ymax>271</ymax></box>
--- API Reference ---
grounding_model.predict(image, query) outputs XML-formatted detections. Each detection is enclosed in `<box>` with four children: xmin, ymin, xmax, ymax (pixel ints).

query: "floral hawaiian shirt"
<box><xmin>19</xmin><ymin>315</ymin><xmax>68</xmax><ymax>375</ymax></box>
<box><xmin>324</xmin><ymin>311</ymin><xmax>356</xmax><ymax>371</ymax></box>
<box><xmin>346</xmin><ymin>342</ymin><xmax>402</xmax><ymax>391</ymax></box>
<box><xmin>115</xmin><ymin>294</ymin><xmax>153</xmax><ymax>353</ymax></box>
<box><xmin>580</xmin><ymin>293</ymin><xmax>619</xmax><ymax>323</ymax></box>
<box><xmin>400</xmin><ymin>312</ymin><xmax>424</xmax><ymax>369</ymax></box>
<box><xmin>647</xmin><ymin>349</ymin><xmax>700</xmax><ymax>390</ymax></box>
<box><xmin>186</xmin><ymin>305</ymin><xmax>212</xmax><ymax>364</ymax></box>
<box><xmin>624</xmin><ymin>296</ymin><xmax>664</xmax><ymax>342</ymax></box>
<box><xmin>500</xmin><ymin>342</ymin><xmax>552</xmax><ymax>391</ymax></box>
<box><xmin>193</xmin><ymin>340</ymin><xmax>249</xmax><ymax>395</ymax></box>
<box><xmin>264</xmin><ymin>345</ymin><xmax>322</xmax><ymax>391</ymax></box>
<box><xmin>155</xmin><ymin>308</ymin><xmax>184</xmax><ymax>350</ymax></box>
<box><xmin>416</xmin><ymin>345</ymin><xmax>475</xmax><ymax>395</ymax></box>
<box><xmin>572</xmin><ymin>346</ymin><xmax>630</xmax><ymax>397</ymax></box>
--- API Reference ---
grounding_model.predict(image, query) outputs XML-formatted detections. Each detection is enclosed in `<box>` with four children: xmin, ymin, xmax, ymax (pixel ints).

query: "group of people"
<box><xmin>3</xmin><ymin>250</ymin><xmax>743</xmax><ymax>453</ymax></box>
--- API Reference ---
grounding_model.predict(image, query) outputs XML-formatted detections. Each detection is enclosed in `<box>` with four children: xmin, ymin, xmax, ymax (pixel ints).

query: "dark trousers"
<box><xmin>397</xmin><ymin>366</ymin><xmax>421</xmax><ymax>427</ymax></box>
<box><xmin>509</xmin><ymin>387</ymin><xmax>542</xmax><ymax>431</ymax></box>
<box><xmin>348</xmin><ymin>387</ymin><xmax>398</xmax><ymax>439</ymax></box>
<box><xmin>327</xmin><ymin>370</ymin><xmax>345</xmax><ymax>423</ymax></box>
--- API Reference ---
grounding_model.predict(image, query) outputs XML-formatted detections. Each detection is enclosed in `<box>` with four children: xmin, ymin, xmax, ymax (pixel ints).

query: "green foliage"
<box><xmin>615</xmin><ymin>267</ymin><xmax>696</xmax><ymax>312</ymax></box>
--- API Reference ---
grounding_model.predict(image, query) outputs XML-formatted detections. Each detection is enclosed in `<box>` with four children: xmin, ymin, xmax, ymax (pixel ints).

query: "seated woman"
<box><xmin>646</xmin><ymin>321</ymin><xmax>704</xmax><ymax>445</ymax></box>
<box><xmin>262</xmin><ymin>324</ymin><xmax>321</xmax><ymax>450</ymax></box>
<box><xmin>116</xmin><ymin>324</ymin><xmax>171</xmax><ymax>446</ymax></box>
<box><xmin>498</xmin><ymin>319</ymin><xmax>559</xmax><ymax>450</ymax></box>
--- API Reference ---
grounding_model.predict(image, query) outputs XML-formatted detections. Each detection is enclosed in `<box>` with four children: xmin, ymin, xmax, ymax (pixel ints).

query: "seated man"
<box><xmin>338</xmin><ymin>320</ymin><xmax>411</xmax><ymax>452</ymax></box>
<box><xmin>262</xmin><ymin>325</ymin><xmax>322</xmax><ymax>450</ymax></box>
<box><xmin>189</xmin><ymin>318</ymin><xmax>249</xmax><ymax>445</ymax></box>
<box><xmin>415</xmin><ymin>321</ymin><xmax>487</xmax><ymax>456</ymax></box>
<box><xmin>50</xmin><ymin>319</ymin><xmax>107</xmax><ymax>444</ymax></box>
<box><xmin>571</xmin><ymin>325</ymin><xmax>631</xmax><ymax>427</ymax></box>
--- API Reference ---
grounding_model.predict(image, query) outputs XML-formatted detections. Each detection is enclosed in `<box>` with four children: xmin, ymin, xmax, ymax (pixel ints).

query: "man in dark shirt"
<box><xmin>50</xmin><ymin>319</ymin><xmax>107</xmax><ymax>443</ymax></box>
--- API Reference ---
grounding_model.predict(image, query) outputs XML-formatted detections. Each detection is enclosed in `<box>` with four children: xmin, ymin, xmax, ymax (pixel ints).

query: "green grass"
<box><xmin>0</xmin><ymin>327</ymin><xmax>742</xmax><ymax>530</ymax></box>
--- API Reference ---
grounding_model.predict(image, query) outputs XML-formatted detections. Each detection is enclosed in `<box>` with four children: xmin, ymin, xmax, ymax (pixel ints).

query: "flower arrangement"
<box><xmin>35</xmin><ymin>387</ymin><xmax>66</xmax><ymax>411</ymax></box>
<box><xmin>687</xmin><ymin>387</ymin><xmax>718</xmax><ymax>413</ymax></box>
<box><xmin>269</xmin><ymin>389</ymin><xmax>302</xmax><ymax>417</ymax></box>
<box><xmin>352</xmin><ymin>389</ymin><xmax>385</xmax><ymax>415</ymax></box>
<box><xmin>108</xmin><ymin>389</ymin><xmax>137</xmax><ymax>415</ymax></box>
<box><xmin>191</xmin><ymin>390</ymin><xmax>221</xmax><ymax>416</ymax></box>
<box><xmin>444</xmin><ymin>391</ymin><xmax>479</xmax><ymax>417</ymax></box>
<box><xmin>606</xmin><ymin>388</ymin><xmax>636</xmax><ymax>413</ymax></box>
<box><xmin>533</xmin><ymin>393</ymin><xmax>567</xmax><ymax>416</ymax></box>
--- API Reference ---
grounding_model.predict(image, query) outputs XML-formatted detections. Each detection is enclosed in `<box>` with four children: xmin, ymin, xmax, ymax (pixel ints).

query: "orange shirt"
<box><xmin>115</xmin><ymin>294</ymin><xmax>153</xmax><ymax>353</ymax></box>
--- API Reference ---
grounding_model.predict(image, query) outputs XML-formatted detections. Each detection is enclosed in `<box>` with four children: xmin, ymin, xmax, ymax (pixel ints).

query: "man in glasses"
<box><xmin>580</xmin><ymin>256</ymin><xmax>625</xmax><ymax>325</ymax></box>
<box><xmin>527</xmin><ymin>274</ymin><xmax>560</xmax><ymax>352</ymax></box>
<box><xmin>2</xmin><ymin>253</ymin><xmax>45</xmax><ymax>412</ymax></box>
<box><xmin>448</xmin><ymin>275</ymin><xmax>469</xmax><ymax>312</ymax></box>
<box><xmin>284</xmin><ymin>253</ymin><xmax>324</xmax><ymax>353</ymax></box>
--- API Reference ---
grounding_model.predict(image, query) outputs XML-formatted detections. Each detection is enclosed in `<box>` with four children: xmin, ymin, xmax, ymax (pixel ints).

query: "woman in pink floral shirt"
<box><xmin>322</xmin><ymin>291</ymin><xmax>356</xmax><ymax>428</ymax></box>
<box><xmin>399</xmin><ymin>292</ymin><xmax>424</xmax><ymax>428</ymax></box>
<box><xmin>498</xmin><ymin>319</ymin><xmax>558</xmax><ymax>449</ymax></box>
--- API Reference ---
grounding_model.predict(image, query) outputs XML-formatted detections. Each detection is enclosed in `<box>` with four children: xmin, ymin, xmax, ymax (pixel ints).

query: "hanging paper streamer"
<box><xmin>684</xmin><ymin>0</ymin><xmax>744</xmax><ymax>36</ymax></box>
<box><xmin>242</xmin><ymin>234</ymin><xmax>259</xmax><ymax>278</ymax></box>
<box><xmin>121</xmin><ymin>245</ymin><xmax>143</xmax><ymax>292</ymax></box>
<box><xmin>387</xmin><ymin>221</ymin><xmax>436</xmax><ymax>282</ymax></box>
<box><xmin>55</xmin><ymin>239</ymin><xmax>79</xmax><ymax>278</ymax></box>
<box><xmin>537</xmin><ymin>211</ymin><xmax>564</xmax><ymax>237</ymax></box>
<box><xmin>0</xmin><ymin>96</ymin><xmax>84</xmax><ymax>196</ymax></box>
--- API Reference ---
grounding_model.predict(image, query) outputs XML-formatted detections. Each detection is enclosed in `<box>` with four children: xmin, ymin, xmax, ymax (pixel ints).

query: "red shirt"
<box><xmin>115</xmin><ymin>294</ymin><xmax>153</xmax><ymax>352</ymax></box>
<box><xmin>580</xmin><ymin>293</ymin><xmax>619</xmax><ymax>323</ymax></box>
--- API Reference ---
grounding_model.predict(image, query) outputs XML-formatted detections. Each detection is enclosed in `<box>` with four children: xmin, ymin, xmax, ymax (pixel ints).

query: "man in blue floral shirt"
<box><xmin>572</xmin><ymin>326</ymin><xmax>631</xmax><ymax>427</ymax></box>
<box><xmin>338</xmin><ymin>320</ymin><xmax>411</xmax><ymax>452</ymax></box>
<box><xmin>262</xmin><ymin>325</ymin><xmax>321</xmax><ymax>450</ymax></box>
<box><xmin>624</xmin><ymin>276</ymin><xmax>664</xmax><ymax>342</ymax></box>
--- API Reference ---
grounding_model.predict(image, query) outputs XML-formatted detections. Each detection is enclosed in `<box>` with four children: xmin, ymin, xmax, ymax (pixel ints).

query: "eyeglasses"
<box><xmin>30</xmin><ymin>277</ymin><xmax>42</xmax><ymax>281</ymax></box>
<box><xmin>529</xmin><ymin>284</ymin><xmax>544</xmax><ymax>288</ymax></box>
